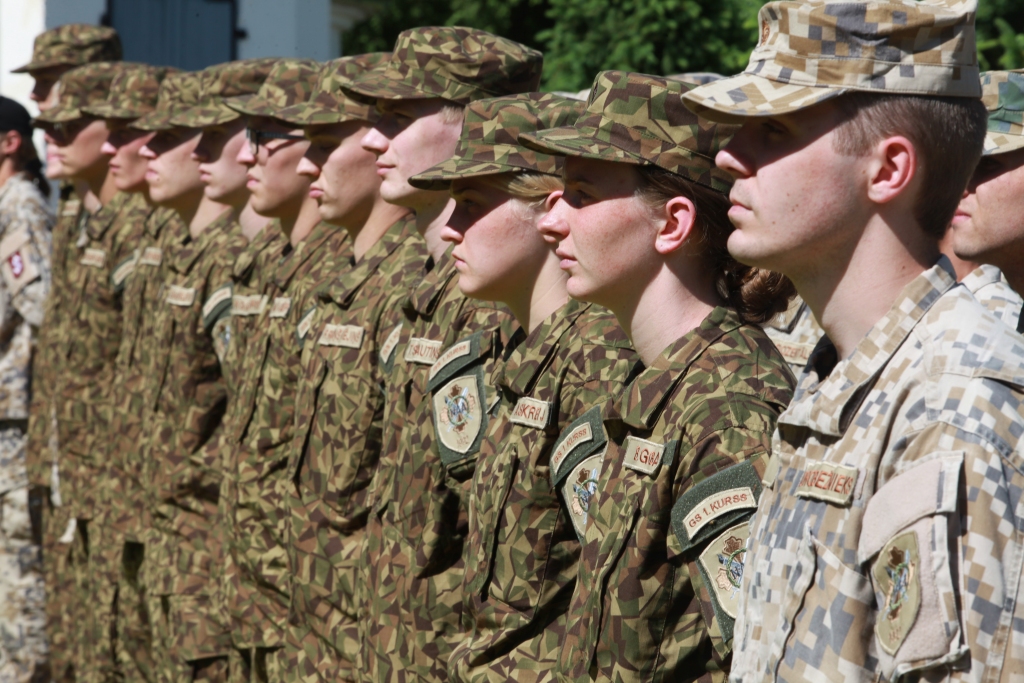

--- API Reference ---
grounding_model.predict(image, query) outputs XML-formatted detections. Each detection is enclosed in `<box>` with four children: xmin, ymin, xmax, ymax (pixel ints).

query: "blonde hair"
<box><xmin>476</xmin><ymin>171</ymin><xmax>563</xmax><ymax>211</ymax></box>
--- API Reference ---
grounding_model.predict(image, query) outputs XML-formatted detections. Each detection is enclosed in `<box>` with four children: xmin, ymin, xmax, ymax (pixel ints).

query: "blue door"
<box><xmin>106</xmin><ymin>0</ymin><xmax>237</xmax><ymax>70</ymax></box>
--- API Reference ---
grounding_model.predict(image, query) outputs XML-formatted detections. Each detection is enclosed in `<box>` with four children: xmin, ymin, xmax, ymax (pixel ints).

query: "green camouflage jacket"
<box><xmin>57</xmin><ymin>191</ymin><xmax>151</xmax><ymax>521</ymax></box>
<box><xmin>557</xmin><ymin>306</ymin><xmax>793</xmax><ymax>683</ymax></box>
<box><xmin>360</xmin><ymin>249</ymin><xmax>513</xmax><ymax>683</ymax></box>
<box><xmin>730</xmin><ymin>260</ymin><xmax>1024</xmax><ymax>682</ymax></box>
<box><xmin>285</xmin><ymin>214</ymin><xmax>425</xmax><ymax>681</ymax></box>
<box><xmin>104</xmin><ymin>206</ymin><xmax>187</xmax><ymax>542</ymax></box>
<box><xmin>220</xmin><ymin>222</ymin><xmax>350</xmax><ymax>650</ymax></box>
<box><xmin>449</xmin><ymin>300</ymin><xmax>636</xmax><ymax>683</ymax></box>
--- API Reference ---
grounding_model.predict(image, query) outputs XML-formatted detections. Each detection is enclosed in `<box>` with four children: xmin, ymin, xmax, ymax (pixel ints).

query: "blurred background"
<box><xmin>1</xmin><ymin>0</ymin><xmax>1023</xmax><ymax>113</ymax></box>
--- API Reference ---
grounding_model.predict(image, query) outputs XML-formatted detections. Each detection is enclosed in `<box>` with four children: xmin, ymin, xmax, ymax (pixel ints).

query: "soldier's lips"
<box><xmin>375</xmin><ymin>162</ymin><xmax>394</xmax><ymax>177</ymax></box>
<box><xmin>555</xmin><ymin>247</ymin><xmax>576</xmax><ymax>271</ymax></box>
<box><xmin>145</xmin><ymin>170</ymin><xmax>159</xmax><ymax>182</ymax></box>
<box><xmin>308</xmin><ymin>187</ymin><xmax>324</xmax><ymax>199</ymax></box>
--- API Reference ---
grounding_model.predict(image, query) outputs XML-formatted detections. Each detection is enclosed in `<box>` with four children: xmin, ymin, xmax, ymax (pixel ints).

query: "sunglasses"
<box><xmin>246</xmin><ymin>127</ymin><xmax>304</xmax><ymax>155</ymax></box>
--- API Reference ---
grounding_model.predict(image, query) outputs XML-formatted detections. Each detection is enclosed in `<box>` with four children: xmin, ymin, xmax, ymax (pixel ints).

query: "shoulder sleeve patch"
<box><xmin>695</xmin><ymin>520</ymin><xmax>751</xmax><ymax>645</ymax></box>
<box><xmin>562</xmin><ymin>446</ymin><xmax>607</xmax><ymax>542</ymax></box>
<box><xmin>671</xmin><ymin>458</ymin><xmax>763</xmax><ymax>555</ymax></box>
<box><xmin>0</xmin><ymin>226</ymin><xmax>30</xmax><ymax>262</ymax></box>
<box><xmin>110</xmin><ymin>252</ymin><xmax>138</xmax><ymax>292</ymax></box>
<box><xmin>166</xmin><ymin>285</ymin><xmax>196</xmax><ymax>307</ymax></box>
<box><xmin>509</xmin><ymin>397</ymin><xmax>552</xmax><ymax>430</ymax></box>
<box><xmin>380</xmin><ymin>323</ymin><xmax>403</xmax><ymax>365</ymax></box>
<box><xmin>202</xmin><ymin>284</ymin><xmax>233</xmax><ymax>331</ymax></box>
<box><xmin>297</xmin><ymin>306</ymin><xmax>316</xmax><ymax>342</ymax></box>
<box><xmin>427</xmin><ymin>332</ymin><xmax>489</xmax><ymax>391</ymax></box>
<box><xmin>0</xmin><ymin>228</ymin><xmax>41</xmax><ymax>295</ymax></box>
<box><xmin>552</xmin><ymin>406</ymin><xmax>607</xmax><ymax>483</ymax></box>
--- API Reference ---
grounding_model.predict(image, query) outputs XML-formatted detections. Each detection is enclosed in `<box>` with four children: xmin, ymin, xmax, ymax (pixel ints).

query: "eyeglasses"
<box><xmin>246</xmin><ymin>127</ymin><xmax>305</xmax><ymax>154</ymax></box>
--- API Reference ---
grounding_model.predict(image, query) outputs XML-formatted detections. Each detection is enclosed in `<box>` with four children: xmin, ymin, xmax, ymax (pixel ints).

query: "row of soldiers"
<box><xmin>5</xmin><ymin>1</ymin><xmax>1024</xmax><ymax>682</ymax></box>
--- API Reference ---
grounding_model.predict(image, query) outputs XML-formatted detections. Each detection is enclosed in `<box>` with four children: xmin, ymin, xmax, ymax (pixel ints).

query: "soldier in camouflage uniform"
<box><xmin>35</xmin><ymin>61</ymin><xmax>157</xmax><ymax>683</ymax></box>
<box><xmin>341</xmin><ymin>28</ymin><xmax>543</xmax><ymax>683</ymax></box>
<box><xmin>12</xmin><ymin>24</ymin><xmax>122</xmax><ymax>112</ymax></box>
<box><xmin>130</xmin><ymin>71</ymin><xmax>248</xmax><ymax>683</ymax></box>
<box><xmin>684</xmin><ymin>1</ymin><xmax>1024</xmax><ymax>679</ymax></box>
<box><xmin>521</xmin><ymin>70</ymin><xmax>794</xmax><ymax>683</ymax></box>
<box><xmin>0</xmin><ymin>96</ymin><xmax>53</xmax><ymax>683</ymax></box>
<box><xmin>80</xmin><ymin>63</ymin><xmax>177</xmax><ymax>683</ymax></box>
<box><xmin>950</xmin><ymin>69</ymin><xmax>1024</xmax><ymax>332</ymax></box>
<box><xmin>409</xmin><ymin>92</ymin><xmax>642</xmax><ymax>683</ymax></box>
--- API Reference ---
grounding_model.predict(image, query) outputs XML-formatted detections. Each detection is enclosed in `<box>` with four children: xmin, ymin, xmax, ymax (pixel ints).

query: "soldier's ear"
<box><xmin>653</xmin><ymin>195</ymin><xmax>697</xmax><ymax>256</ymax></box>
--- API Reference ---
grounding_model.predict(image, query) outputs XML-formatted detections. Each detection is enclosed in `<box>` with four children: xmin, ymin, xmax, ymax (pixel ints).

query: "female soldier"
<box><xmin>408</xmin><ymin>92</ymin><xmax>638</xmax><ymax>683</ymax></box>
<box><xmin>520</xmin><ymin>71</ymin><xmax>794</xmax><ymax>682</ymax></box>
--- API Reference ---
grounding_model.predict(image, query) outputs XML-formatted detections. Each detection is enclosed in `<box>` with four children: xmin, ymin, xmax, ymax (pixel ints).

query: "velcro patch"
<box><xmin>509</xmin><ymin>397</ymin><xmax>551</xmax><ymax>430</ymax></box>
<box><xmin>671</xmin><ymin>458</ymin><xmax>762</xmax><ymax>555</ymax></box>
<box><xmin>111</xmin><ymin>254</ymin><xmax>137</xmax><ymax>289</ymax></box>
<box><xmin>166</xmin><ymin>285</ymin><xmax>196</xmax><ymax>307</ymax></box>
<box><xmin>80</xmin><ymin>248</ymin><xmax>106</xmax><ymax>268</ymax></box>
<box><xmin>270</xmin><ymin>297</ymin><xmax>291</xmax><ymax>318</ymax></box>
<box><xmin>681</xmin><ymin>487</ymin><xmax>756</xmax><ymax>541</ymax></box>
<box><xmin>773</xmin><ymin>340</ymin><xmax>816</xmax><ymax>367</ymax></box>
<box><xmin>429</xmin><ymin>339</ymin><xmax>470</xmax><ymax>378</ymax></box>
<box><xmin>380</xmin><ymin>324</ymin><xmax>402</xmax><ymax>364</ymax></box>
<box><xmin>622</xmin><ymin>436</ymin><xmax>665</xmax><ymax>476</ymax></box>
<box><xmin>318</xmin><ymin>324</ymin><xmax>364</xmax><ymax>349</ymax></box>
<box><xmin>297</xmin><ymin>307</ymin><xmax>316</xmax><ymax>341</ymax></box>
<box><xmin>139</xmin><ymin>247</ymin><xmax>163</xmax><ymax>266</ymax></box>
<box><xmin>232</xmin><ymin>294</ymin><xmax>266</xmax><ymax>317</ymax></box>
<box><xmin>795</xmin><ymin>461</ymin><xmax>858</xmax><ymax>506</ymax></box>
<box><xmin>406</xmin><ymin>337</ymin><xmax>442</xmax><ymax>365</ymax></box>
<box><xmin>203</xmin><ymin>285</ymin><xmax>233</xmax><ymax>319</ymax></box>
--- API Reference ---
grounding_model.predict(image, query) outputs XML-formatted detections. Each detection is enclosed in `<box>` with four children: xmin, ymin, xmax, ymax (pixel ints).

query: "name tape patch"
<box><xmin>623</xmin><ymin>436</ymin><xmax>665</xmax><ymax>476</ymax></box>
<box><xmin>232</xmin><ymin>294</ymin><xmax>266</xmax><ymax>317</ymax></box>
<box><xmin>509</xmin><ymin>397</ymin><xmax>551</xmax><ymax>430</ymax></box>
<box><xmin>166</xmin><ymin>285</ymin><xmax>196</xmax><ymax>307</ymax></box>
<box><xmin>774</xmin><ymin>341</ymin><xmax>816</xmax><ymax>367</ymax></box>
<box><xmin>380</xmin><ymin>324</ymin><xmax>402</xmax><ymax>364</ymax></box>
<box><xmin>795</xmin><ymin>461</ymin><xmax>859</xmax><ymax>506</ymax></box>
<box><xmin>406</xmin><ymin>337</ymin><xmax>442</xmax><ymax>365</ymax></box>
<box><xmin>318</xmin><ymin>324</ymin><xmax>364</xmax><ymax>349</ymax></box>
<box><xmin>682</xmin><ymin>487</ymin><xmax>757</xmax><ymax>540</ymax></box>
<box><xmin>551</xmin><ymin>422</ymin><xmax>593</xmax><ymax>476</ymax></box>
<box><xmin>80</xmin><ymin>248</ymin><xmax>106</xmax><ymax>268</ymax></box>
<box><xmin>139</xmin><ymin>247</ymin><xmax>163</xmax><ymax>266</ymax></box>
<box><xmin>270</xmin><ymin>297</ymin><xmax>291</xmax><ymax>318</ymax></box>
<box><xmin>429</xmin><ymin>339</ymin><xmax>472</xmax><ymax>380</ymax></box>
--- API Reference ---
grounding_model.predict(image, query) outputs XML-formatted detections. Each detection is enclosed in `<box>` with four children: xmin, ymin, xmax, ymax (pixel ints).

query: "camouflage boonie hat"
<box><xmin>130</xmin><ymin>71</ymin><xmax>204</xmax><ymax>132</ymax></box>
<box><xmin>343</xmin><ymin>26</ymin><xmax>543</xmax><ymax>105</ymax></box>
<box><xmin>224</xmin><ymin>59</ymin><xmax>320</xmax><ymax>122</ymax></box>
<box><xmin>168</xmin><ymin>58</ymin><xmax>278</xmax><ymax>128</ymax></box>
<box><xmin>682</xmin><ymin>0</ymin><xmax>982</xmax><ymax>122</ymax></box>
<box><xmin>981</xmin><ymin>70</ymin><xmax>1024</xmax><ymax>156</ymax></box>
<box><xmin>276</xmin><ymin>53</ymin><xmax>391</xmax><ymax>126</ymax></box>
<box><xmin>33</xmin><ymin>62</ymin><xmax>121</xmax><ymax>124</ymax></box>
<box><xmin>521</xmin><ymin>71</ymin><xmax>736</xmax><ymax>194</ymax></box>
<box><xmin>665</xmin><ymin>73</ymin><xmax>724</xmax><ymax>86</ymax></box>
<box><xmin>81</xmin><ymin>63</ymin><xmax>176</xmax><ymax>120</ymax></box>
<box><xmin>13</xmin><ymin>24</ymin><xmax>121</xmax><ymax>74</ymax></box>
<box><xmin>411</xmin><ymin>93</ymin><xmax>584</xmax><ymax>191</ymax></box>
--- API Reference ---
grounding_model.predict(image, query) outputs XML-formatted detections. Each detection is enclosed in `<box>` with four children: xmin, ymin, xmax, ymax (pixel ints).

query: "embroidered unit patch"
<box><xmin>270</xmin><ymin>297</ymin><xmax>291</xmax><ymax>318</ymax></box>
<box><xmin>795</xmin><ymin>460</ymin><xmax>859</xmax><ymax>506</ymax></box>
<box><xmin>380</xmin><ymin>324</ymin><xmax>402</xmax><ymax>364</ymax></box>
<box><xmin>232</xmin><ymin>294</ymin><xmax>266</xmax><ymax>316</ymax></box>
<box><xmin>622</xmin><ymin>436</ymin><xmax>665</xmax><ymax>476</ymax></box>
<box><xmin>8</xmin><ymin>251</ymin><xmax>23</xmax><ymax>278</ymax></box>
<box><xmin>681</xmin><ymin>487</ymin><xmax>757</xmax><ymax>541</ymax></box>
<box><xmin>297</xmin><ymin>307</ymin><xmax>316</xmax><ymax>341</ymax></box>
<box><xmin>429</xmin><ymin>338</ymin><xmax>472</xmax><ymax>379</ymax></box>
<box><xmin>872</xmin><ymin>530</ymin><xmax>921</xmax><ymax>656</ymax></box>
<box><xmin>563</xmin><ymin>451</ymin><xmax>604</xmax><ymax>540</ymax></box>
<box><xmin>509</xmin><ymin>397</ymin><xmax>551</xmax><ymax>429</ymax></box>
<box><xmin>405</xmin><ymin>336</ymin><xmax>442</xmax><ymax>365</ymax></box>
<box><xmin>433</xmin><ymin>375</ymin><xmax>483</xmax><ymax>455</ymax></box>
<box><xmin>318</xmin><ymin>324</ymin><xmax>364</xmax><ymax>348</ymax></box>
<box><xmin>552</xmin><ymin>422</ymin><xmax>593</xmax><ymax>476</ymax></box>
<box><xmin>166</xmin><ymin>285</ymin><xmax>196</xmax><ymax>307</ymax></box>
<box><xmin>698</xmin><ymin>521</ymin><xmax>751</xmax><ymax>620</ymax></box>
<box><xmin>111</xmin><ymin>254</ymin><xmax>137</xmax><ymax>288</ymax></box>
<box><xmin>80</xmin><ymin>248</ymin><xmax>106</xmax><ymax>268</ymax></box>
<box><xmin>138</xmin><ymin>247</ymin><xmax>163</xmax><ymax>266</ymax></box>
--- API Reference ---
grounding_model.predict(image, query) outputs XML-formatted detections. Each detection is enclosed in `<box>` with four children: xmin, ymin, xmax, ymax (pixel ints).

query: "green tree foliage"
<box><xmin>343</xmin><ymin>0</ymin><xmax>1024</xmax><ymax>93</ymax></box>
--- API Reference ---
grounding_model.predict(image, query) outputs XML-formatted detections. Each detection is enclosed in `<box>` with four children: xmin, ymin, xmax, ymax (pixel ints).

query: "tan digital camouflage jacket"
<box><xmin>360</xmin><ymin>249</ymin><xmax>513</xmax><ymax>683</ymax></box>
<box><xmin>287</xmin><ymin>214</ymin><xmax>425</xmax><ymax>678</ymax></box>
<box><xmin>763</xmin><ymin>296</ymin><xmax>824</xmax><ymax>374</ymax></box>
<box><xmin>57</xmin><ymin>190</ymin><xmax>150</xmax><ymax>521</ymax></box>
<box><xmin>220</xmin><ymin>222</ymin><xmax>350</xmax><ymax>650</ymax></box>
<box><xmin>449</xmin><ymin>299</ymin><xmax>636</xmax><ymax>683</ymax></box>
<box><xmin>557</xmin><ymin>306</ymin><xmax>794</xmax><ymax>683</ymax></box>
<box><xmin>730</xmin><ymin>259</ymin><xmax>1024</xmax><ymax>682</ymax></box>
<box><xmin>961</xmin><ymin>264</ymin><xmax>1022</xmax><ymax>330</ymax></box>
<box><xmin>104</xmin><ymin>206</ymin><xmax>186</xmax><ymax>542</ymax></box>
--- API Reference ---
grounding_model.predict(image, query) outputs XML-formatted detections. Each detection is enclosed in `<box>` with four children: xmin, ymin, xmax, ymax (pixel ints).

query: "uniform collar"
<box><xmin>497</xmin><ymin>298</ymin><xmax>590</xmax><ymax>396</ymax></box>
<box><xmin>407</xmin><ymin>247</ymin><xmax>458</xmax><ymax>317</ymax></box>
<box><xmin>960</xmin><ymin>263</ymin><xmax>1006</xmax><ymax>295</ymax></box>
<box><xmin>275</xmin><ymin>221</ymin><xmax>345</xmax><ymax>291</ymax></box>
<box><xmin>766</xmin><ymin>296</ymin><xmax>807</xmax><ymax>334</ymax></box>
<box><xmin>232</xmin><ymin>219</ymin><xmax>284</xmax><ymax>280</ymax></box>
<box><xmin>620</xmin><ymin>306</ymin><xmax>742</xmax><ymax>430</ymax></box>
<box><xmin>171</xmin><ymin>209</ymin><xmax>235</xmax><ymax>274</ymax></box>
<box><xmin>0</xmin><ymin>172</ymin><xmax>30</xmax><ymax>205</ymax></box>
<box><xmin>86</xmin><ymin>190</ymin><xmax>135</xmax><ymax>240</ymax></box>
<box><xmin>320</xmin><ymin>213</ymin><xmax>416</xmax><ymax>307</ymax></box>
<box><xmin>146</xmin><ymin>205</ymin><xmax>178</xmax><ymax>239</ymax></box>
<box><xmin>783</xmin><ymin>258</ymin><xmax>958</xmax><ymax>437</ymax></box>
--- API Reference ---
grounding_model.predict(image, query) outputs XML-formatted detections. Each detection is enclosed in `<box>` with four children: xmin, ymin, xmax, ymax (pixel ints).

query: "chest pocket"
<box><xmin>427</xmin><ymin>331</ymin><xmax>493</xmax><ymax>467</ymax></box>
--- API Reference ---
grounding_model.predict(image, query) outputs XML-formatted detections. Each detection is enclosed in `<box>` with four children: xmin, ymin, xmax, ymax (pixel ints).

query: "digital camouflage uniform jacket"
<box><xmin>58</xmin><ymin>190</ymin><xmax>151</xmax><ymax>521</ymax></box>
<box><xmin>222</xmin><ymin>222</ymin><xmax>350</xmax><ymax>649</ymax></box>
<box><xmin>557</xmin><ymin>306</ymin><xmax>794</xmax><ymax>683</ymax></box>
<box><xmin>286</xmin><ymin>214</ymin><xmax>425</xmax><ymax>682</ymax></box>
<box><xmin>961</xmin><ymin>264</ymin><xmax>1023</xmax><ymax>330</ymax></box>
<box><xmin>730</xmin><ymin>260</ymin><xmax>1024</xmax><ymax>682</ymax></box>
<box><xmin>141</xmin><ymin>210</ymin><xmax>247</xmax><ymax>633</ymax></box>
<box><xmin>763</xmin><ymin>296</ymin><xmax>824</xmax><ymax>375</ymax></box>
<box><xmin>449</xmin><ymin>300</ymin><xmax>636</xmax><ymax>683</ymax></box>
<box><xmin>361</xmin><ymin>249</ymin><xmax>513</xmax><ymax>683</ymax></box>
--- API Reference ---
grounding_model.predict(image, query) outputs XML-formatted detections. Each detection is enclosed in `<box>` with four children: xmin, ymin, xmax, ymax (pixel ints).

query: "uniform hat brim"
<box><xmin>275</xmin><ymin>101</ymin><xmax>365</xmax><ymax>127</ymax></box>
<box><xmin>81</xmin><ymin>102</ymin><xmax>145</xmax><ymax>120</ymax></box>
<box><xmin>344</xmin><ymin>66</ymin><xmax>475</xmax><ymax>104</ymax></box>
<box><xmin>11</xmin><ymin>58</ymin><xmax>72</xmax><ymax>74</ymax></box>
<box><xmin>224</xmin><ymin>94</ymin><xmax>285</xmax><ymax>121</ymax></box>
<box><xmin>682</xmin><ymin>72</ymin><xmax>846</xmax><ymax>122</ymax></box>
<box><xmin>984</xmin><ymin>132</ymin><xmax>1024</xmax><ymax>157</ymax></box>
<box><xmin>519</xmin><ymin>125</ymin><xmax>647</xmax><ymax>166</ymax></box>
<box><xmin>410</xmin><ymin>158</ymin><xmax>541</xmax><ymax>192</ymax></box>
<box><xmin>33</xmin><ymin>105</ymin><xmax>85</xmax><ymax>124</ymax></box>
<box><xmin>168</xmin><ymin>102</ymin><xmax>240</xmax><ymax>128</ymax></box>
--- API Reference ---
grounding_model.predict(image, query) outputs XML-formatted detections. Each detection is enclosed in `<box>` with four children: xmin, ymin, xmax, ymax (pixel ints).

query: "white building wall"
<box><xmin>237</xmin><ymin>0</ymin><xmax>333</xmax><ymax>61</ymax></box>
<box><xmin>0</xmin><ymin>0</ymin><xmax>49</xmax><ymax>172</ymax></box>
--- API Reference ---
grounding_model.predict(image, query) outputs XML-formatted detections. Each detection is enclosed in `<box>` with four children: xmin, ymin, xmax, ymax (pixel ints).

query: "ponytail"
<box><xmin>635</xmin><ymin>165</ymin><xmax>794</xmax><ymax>325</ymax></box>
<box><xmin>20</xmin><ymin>151</ymin><xmax>51</xmax><ymax>200</ymax></box>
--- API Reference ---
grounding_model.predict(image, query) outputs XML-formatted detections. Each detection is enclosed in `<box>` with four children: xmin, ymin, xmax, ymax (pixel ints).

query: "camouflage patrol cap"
<box><xmin>665</xmin><ymin>73</ymin><xmax>724</xmax><ymax>86</ymax></box>
<box><xmin>343</xmin><ymin>26</ymin><xmax>543</xmax><ymax>105</ymax></box>
<box><xmin>33</xmin><ymin>62</ymin><xmax>121</xmax><ymax>124</ymax></box>
<box><xmin>276</xmin><ymin>53</ymin><xmax>391</xmax><ymax>126</ymax></box>
<box><xmin>12</xmin><ymin>24</ymin><xmax>122</xmax><ymax>74</ymax></box>
<box><xmin>682</xmin><ymin>0</ymin><xmax>982</xmax><ymax>122</ymax></box>
<box><xmin>225</xmin><ymin>59</ymin><xmax>320</xmax><ymax>122</ymax></box>
<box><xmin>980</xmin><ymin>70</ymin><xmax>1024</xmax><ymax>156</ymax></box>
<box><xmin>130</xmin><ymin>71</ymin><xmax>203</xmax><ymax>132</ymax></box>
<box><xmin>410</xmin><ymin>93</ymin><xmax>584</xmax><ymax>191</ymax></box>
<box><xmin>521</xmin><ymin>71</ymin><xmax>736</xmax><ymax>194</ymax></box>
<box><xmin>81</xmin><ymin>63</ymin><xmax>176</xmax><ymax>120</ymax></box>
<box><xmin>168</xmin><ymin>58</ymin><xmax>278</xmax><ymax>128</ymax></box>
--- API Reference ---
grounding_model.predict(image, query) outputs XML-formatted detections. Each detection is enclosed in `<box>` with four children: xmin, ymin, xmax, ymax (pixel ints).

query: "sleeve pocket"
<box><xmin>858</xmin><ymin>452</ymin><xmax>968</xmax><ymax>677</ymax></box>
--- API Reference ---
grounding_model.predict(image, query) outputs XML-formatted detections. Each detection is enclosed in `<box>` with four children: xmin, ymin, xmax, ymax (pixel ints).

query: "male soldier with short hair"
<box><xmin>130</xmin><ymin>70</ymin><xmax>248</xmax><ymax>683</ymax></box>
<box><xmin>341</xmin><ymin>27</ymin><xmax>542</xmax><ymax>683</ymax></box>
<box><xmin>949</xmin><ymin>69</ymin><xmax>1024</xmax><ymax>330</ymax></box>
<box><xmin>34</xmin><ymin>61</ymin><xmax>156</xmax><ymax>683</ymax></box>
<box><xmin>684</xmin><ymin>0</ymin><xmax>1024</xmax><ymax>679</ymax></box>
<box><xmin>81</xmin><ymin>62</ymin><xmax>177</xmax><ymax>683</ymax></box>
